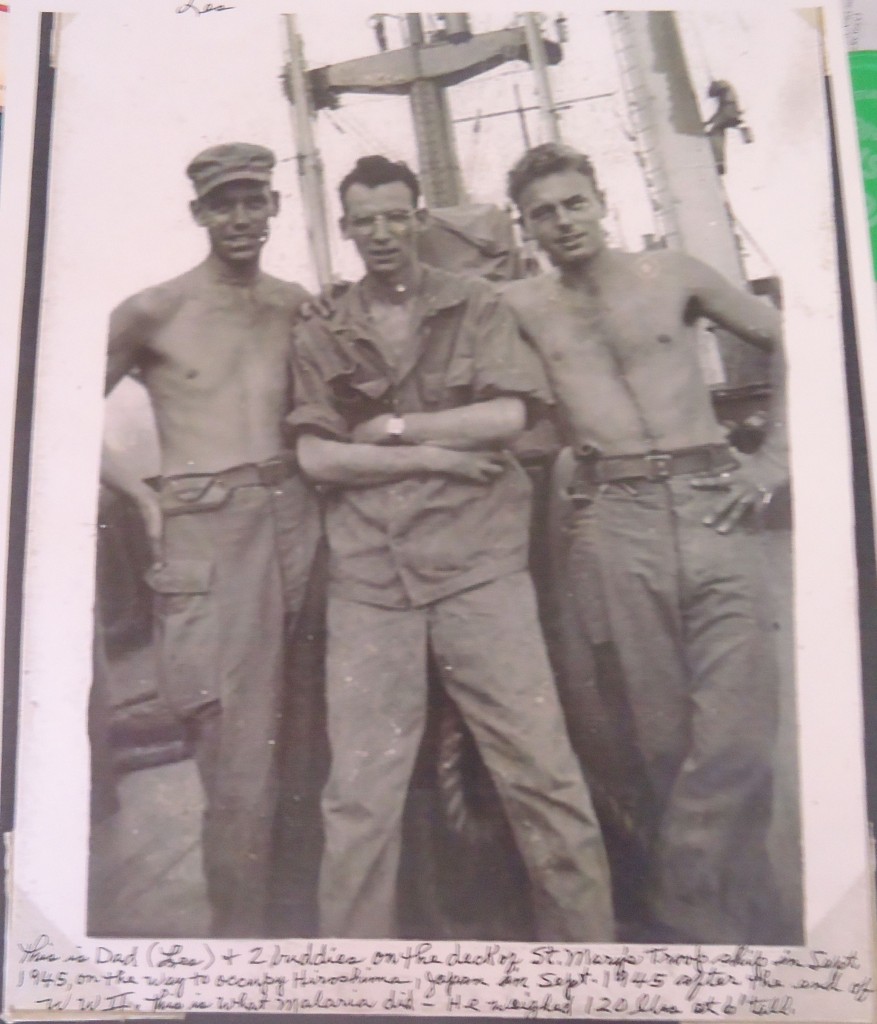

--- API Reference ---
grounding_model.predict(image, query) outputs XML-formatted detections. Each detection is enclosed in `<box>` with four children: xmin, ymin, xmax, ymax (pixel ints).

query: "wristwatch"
<box><xmin>385</xmin><ymin>415</ymin><xmax>406</xmax><ymax>443</ymax></box>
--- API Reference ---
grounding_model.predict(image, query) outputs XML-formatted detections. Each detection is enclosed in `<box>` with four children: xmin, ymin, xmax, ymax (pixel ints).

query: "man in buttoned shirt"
<box><xmin>290</xmin><ymin>154</ymin><xmax>613</xmax><ymax>941</ymax></box>
<box><xmin>503</xmin><ymin>143</ymin><xmax>790</xmax><ymax>942</ymax></box>
<box><xmin>102</xmin><ymin>143</ymin><xmax>321</xmax><ymax>936</ymax></box>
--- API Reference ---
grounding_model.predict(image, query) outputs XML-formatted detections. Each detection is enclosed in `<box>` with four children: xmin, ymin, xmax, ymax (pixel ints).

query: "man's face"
<box><xmin>517</xmin><ymin>170</ymin><xmax>606</xmax><ymax>267</ymax></box>
<box><xmin>341</xmin><ymin>181</ymin><xmax>419</xmax><ymax>280</ymax></box>
<box><xmin>191</xmin><ymin>179</ymin><xmax>279</xmax><ymax>265</ymax></box>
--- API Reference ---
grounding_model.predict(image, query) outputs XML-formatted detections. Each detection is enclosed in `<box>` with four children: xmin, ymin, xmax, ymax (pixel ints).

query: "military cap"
<box><xmin>186</xmin><ymin>142</ymin><xmax>276</xmax><ymax>198</ymax></box>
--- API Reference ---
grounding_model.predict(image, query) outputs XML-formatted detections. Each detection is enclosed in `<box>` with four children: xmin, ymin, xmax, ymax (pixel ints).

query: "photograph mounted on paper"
<box><xmin>4</xmin><ymin>1</ymin><xmax>874</xmax><ymax>1021</ymax></box>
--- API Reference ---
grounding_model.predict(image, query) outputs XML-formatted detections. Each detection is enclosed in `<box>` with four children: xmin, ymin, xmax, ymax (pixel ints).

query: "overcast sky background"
<box><xmin>51</xmin><ymin>5</ymin><xmax>813</xmax><ymax>299</ymax></box>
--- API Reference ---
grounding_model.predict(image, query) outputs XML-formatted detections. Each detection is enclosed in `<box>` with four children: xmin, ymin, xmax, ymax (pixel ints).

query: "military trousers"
<box><xmin>147</xmin><ymin>472</ymin><xmax>320</xmax><ymax>936</ymax></box>
<box><xmin>566</xmin><ymin>473</ymin><xmax>781</xmax><ymax>942</ymax></box>
<box><xmin>318</xmin><ymin>570</ymin><xmax>615</xmax><ymax>941</ymax></box>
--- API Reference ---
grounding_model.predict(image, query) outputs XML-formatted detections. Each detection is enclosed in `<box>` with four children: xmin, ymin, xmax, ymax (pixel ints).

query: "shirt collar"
<box><xmin>332</xmin><ymin>265</ymin><xmax>469</xmax><ymax>339</ymax></box>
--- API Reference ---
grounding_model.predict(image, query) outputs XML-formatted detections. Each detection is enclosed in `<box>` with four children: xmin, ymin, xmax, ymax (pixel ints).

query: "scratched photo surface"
<box><xmin>4</xmin><ymin>1</ymin><xmax>874</xmax><ymax>1021</ymax></box>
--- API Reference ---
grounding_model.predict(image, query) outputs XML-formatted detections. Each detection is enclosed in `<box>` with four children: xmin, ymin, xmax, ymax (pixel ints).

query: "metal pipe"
<box><xmin>283</xmin><ymin>14</ymin><xmax>333</xmax><ymax>290</ymax></box>
<box><xmin>522</xmin><ymin>12</ymin><xmax>561</xmax><ymax>143</ymax></box>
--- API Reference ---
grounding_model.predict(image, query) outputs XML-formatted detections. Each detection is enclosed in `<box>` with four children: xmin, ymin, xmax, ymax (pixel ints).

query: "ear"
<box><xmin>339</xmin><ymin>214</ymin><xmax>351</xmax><ymax>241</ymax></box>
<box><xmin>414</xmin><ymin>208</ymin><xmax>429</xmax><ymax>230</ymax></box>
<box><xmin>517</xmin><ymin>214</ymin><xmax>534</xmax><ymax>243</ymax></box>
<box><xmin>190</xmin><ymin>198</ymin><xmax>207</xmax><ymax>228</ymax></box>
<box><xmin>269</xmin><ymin>189</ymin><xmax>280</xmax><ymax>217</ymax></box>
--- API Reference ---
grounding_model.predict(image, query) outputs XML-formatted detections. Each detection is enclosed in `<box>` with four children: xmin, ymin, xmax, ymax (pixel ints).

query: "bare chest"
<box><xmin>526</xmin><ymin>282</ymin><xmax>689</xmax><ymax>375</ymax></box>
<box><xmin>146</xmin><ymin>289</ymin><xmax>291</xmax><ymax>397</ymax></box>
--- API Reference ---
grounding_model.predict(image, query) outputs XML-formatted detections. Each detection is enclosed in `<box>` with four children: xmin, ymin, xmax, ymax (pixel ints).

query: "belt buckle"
<box><xmin>165</xmin><ymin>476</ymin><xmax>215</xmax><ymax>503</ymax></box>
<box><xmin>257</xmin><ymin>457</ymin><xmax>287</xmax><ymax>487</ymax></box>
<box><xmin>644</xmin><ymin>452</ymin><xmax>672</xmax><ymax>480</ymax></box>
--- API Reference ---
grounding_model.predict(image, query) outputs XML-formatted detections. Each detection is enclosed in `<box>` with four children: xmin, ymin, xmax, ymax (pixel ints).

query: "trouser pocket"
<box><xmin>145</xmin><ymin>559</ymin><xmax>217</xmax><ymax>719</ymax></box>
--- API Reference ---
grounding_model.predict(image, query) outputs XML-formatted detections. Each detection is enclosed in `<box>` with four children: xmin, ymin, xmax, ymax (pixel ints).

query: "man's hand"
<box><xmin>432</xmin><ymin>449</ymin><xmax>509</xmax><ymax>484</ymax></box>
<box><xmin>298</xmin><ymin>280</ymin><xmax>352</xmax><ymax>321</ymax></box>
<box><xmin>134</xmin><ymin>488</ymin><xmax>164</xmax><ymax>562</ymax></box>
<box><xmin>690</xmin><ymin>454</ymin><xmax>787</xmax><ymax>534</ymax></box>
<box><xmin>101</xmin><ymin>442</ymin><xmax>164</xmax><ymax>560</ymax></box>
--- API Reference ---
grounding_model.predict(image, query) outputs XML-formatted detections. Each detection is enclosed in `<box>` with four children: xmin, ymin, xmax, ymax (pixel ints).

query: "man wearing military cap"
<box><xmin>103</xmin><ymin>142</ymin><xmax>321</xmax><ymax>936</ymax></box>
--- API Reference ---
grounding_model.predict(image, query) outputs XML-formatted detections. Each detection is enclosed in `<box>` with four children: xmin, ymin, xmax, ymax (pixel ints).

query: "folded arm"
<box><xmin>351</xmin><ymin>396</ymin><xmax>526</xmax><ymax>449</ymax></box>
<box><xmin>297</xmin><ymin>433</ymin><xmax>507</xmax><ymax>488</ymax></box>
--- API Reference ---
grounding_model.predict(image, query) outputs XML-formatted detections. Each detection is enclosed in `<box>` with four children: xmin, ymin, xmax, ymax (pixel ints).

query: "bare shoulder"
<box><xmin>640</xmin><ymin>250</ymin><xmax>780</xmax><ymax>346</ymax></box>
<box><xmin>502</xmin><ymin>272</ymin><xmax>556</xmax><ymax>311</ymax></box>
<box><xmin>110</xmin><ymin>266</ymin><xmax>199</xmax><ymax>332</ymax></box>
<box><xmin>642</xmin><ymin>250</ymin><xmax>745</xmax><ymax>298</ymax></box>
<box><xmin>106</xmin><ymin>269</ymin><xmax>203</xmax><ymax>384</ymax></box>
<box><xmin>260</xmin><ymin>272</ymin><xmax>313</xmax><ymax>315</ymax></box>
<box><xmin>631</xmin><ymin>248</ymin><xmax>705</xmax><ymax>284</ymax></box>
<box><xmin>500</xmin><ymin>273</ymin><xmax>564</xmax><ymax>331</ymax></box>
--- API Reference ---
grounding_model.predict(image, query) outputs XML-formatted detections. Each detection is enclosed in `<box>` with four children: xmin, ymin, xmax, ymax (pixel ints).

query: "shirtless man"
<box><xmin>504</xmin><ymin>143</ymin><xmax>788</xmax><ymax>943</ymax></box>
<box><xmin>103</xmin><ymin>143</ymin><xmax>320</xmax><ymax>935</ymax></box>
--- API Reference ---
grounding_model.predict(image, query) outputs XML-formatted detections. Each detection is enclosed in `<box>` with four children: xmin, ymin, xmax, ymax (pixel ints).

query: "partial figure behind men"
<box><xmin>290</xmin><ymin>155</ymin><xmax>615</xmax><ymax>941</ymax></box>
<box><xmin>504</xmin><ymin>143</ymin><xmax>793</xmax><ymax>944</ymax></box>
<box><xmin>102</xmin><ymin>143</ymin><xmax>320</xmax><ymax>936</ymax></box>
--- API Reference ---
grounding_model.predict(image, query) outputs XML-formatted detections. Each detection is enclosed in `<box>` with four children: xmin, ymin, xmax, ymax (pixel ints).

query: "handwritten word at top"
<box><xmin>176</xmin><ymin>0</ymin><xmax>235</xmax><ymax>15</ymax></box>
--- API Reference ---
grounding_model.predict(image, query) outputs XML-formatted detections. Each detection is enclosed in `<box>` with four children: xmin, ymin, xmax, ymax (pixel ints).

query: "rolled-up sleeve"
<box><xmin>287</xmin><ymin>322</ymin><xmax>350</xmax><ymax>441</ymax></box>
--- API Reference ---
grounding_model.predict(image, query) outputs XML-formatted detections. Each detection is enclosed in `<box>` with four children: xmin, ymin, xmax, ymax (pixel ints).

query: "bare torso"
<box><xmin>107</xmin><ymin>258</ymin><xmax>309</xmax><ymax>476</ymax></box>
<box><xmin>505</xmin><ymin>249</ymin><xmax>776</xmax><ymax>456</ymax></box>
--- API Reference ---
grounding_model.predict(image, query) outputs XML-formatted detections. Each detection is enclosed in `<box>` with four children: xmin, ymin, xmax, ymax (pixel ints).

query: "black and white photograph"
<box><xmin>2</xmin><ymin>1</ymin><xmax>875</xmax><ymax>1020</ymax></box>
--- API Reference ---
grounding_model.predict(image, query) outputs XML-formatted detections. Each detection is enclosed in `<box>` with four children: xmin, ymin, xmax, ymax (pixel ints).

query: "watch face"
<box><xmin>387</xmin><ymin>416</ymin><xmax>405</xmax><ymax>436</ymax></box>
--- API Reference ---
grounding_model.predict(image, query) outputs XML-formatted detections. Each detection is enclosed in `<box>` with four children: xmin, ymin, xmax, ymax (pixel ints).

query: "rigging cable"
<box><xmin>725</xmin><ymin>199</ymin><xmax>778</xmax><ymax>278</ymax></box>
<box><xmin>462</xmin><ymin>109</ymin><xmax>484</xmax><ymax>187</ymax></box>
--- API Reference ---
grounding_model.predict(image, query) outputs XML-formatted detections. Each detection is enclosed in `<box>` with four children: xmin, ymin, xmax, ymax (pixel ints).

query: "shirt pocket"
<box><xmin>145</xmin><ymin>559</ymin><xmax>218</xmax><ymax>718</ymax></box>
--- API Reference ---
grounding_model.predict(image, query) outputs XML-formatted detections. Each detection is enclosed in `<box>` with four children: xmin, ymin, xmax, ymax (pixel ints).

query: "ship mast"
<box><xmin>285</xmin><ymin>12</ymin><xmax>562</xmax><ymax>210</ymax></box>
<box><xmin>522</xmin><ymin>13</ymin><xmax>561</xmax><ymax>144</ymax></box>
<box><xmin>404</xmin><ymin>14</ymin><xmax>466</xmax><ymax>207</ymax></box>
<box><xmin>283</xmin><ymin>14</ymin><xmax>333</xmax><ymax>289</ymax></box>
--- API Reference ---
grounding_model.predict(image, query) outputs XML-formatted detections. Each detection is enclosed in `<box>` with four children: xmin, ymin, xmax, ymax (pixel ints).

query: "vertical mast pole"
<box><xmin>405</xmin><ymin>13</ymin><xmax>465</xmax><ymax>207</ymax></box>
<box><xmin>284</xmin><ymin>14</ymin><xmax>333</xmax><ymax>290</ymax></box>
<box><xmin>522</xmin><ymin>12</ymin><xmax>561</xmax><ymax>143</ymax></box>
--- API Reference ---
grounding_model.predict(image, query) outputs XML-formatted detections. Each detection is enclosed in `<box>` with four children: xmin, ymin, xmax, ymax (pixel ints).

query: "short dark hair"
<box><xmin>507</xmin><ymin>143</ymin><xmax>601</xmax><ymax>208</ymax></box>
<box><xmin>338</xmin><ymin>155</ymin><xmax>421</xmax><ymax>208</ymax></box>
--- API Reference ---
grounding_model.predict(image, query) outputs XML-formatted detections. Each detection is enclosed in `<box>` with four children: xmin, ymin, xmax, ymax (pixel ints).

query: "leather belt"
<box><xmin>205</xmin><ymin>454</ymin><xmax>297</xmax><ymax>489</ymax></box>
<box><xmin>156</xmin><ymin>453</ymin><xmax>297</xmax><ymax>511</ymax></box>
<box><xmin>573</xmin><ymin>444</ymin><xmax>737</xmax><ymax>484</ymax></box>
